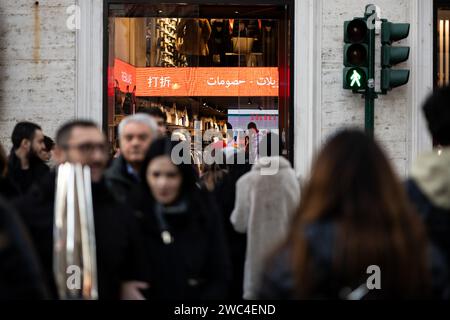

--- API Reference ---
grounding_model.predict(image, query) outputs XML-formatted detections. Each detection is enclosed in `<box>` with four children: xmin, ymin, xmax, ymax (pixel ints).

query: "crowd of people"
<box><xmin>0</xmin><ymin>86</ymin><xmax>449</xmax><ymax>300</ymax></box>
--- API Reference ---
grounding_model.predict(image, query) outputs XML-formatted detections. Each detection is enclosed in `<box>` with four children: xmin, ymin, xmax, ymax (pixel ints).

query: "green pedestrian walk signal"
<box><xmin>346</xmin><ymin>68</ymin><xmax>366</xmax><ymax>89</ymax></box>
<box><xmin>343</xmin><ymin>18</ymin><xmax>369</xmax><ymax>91</ymax></box>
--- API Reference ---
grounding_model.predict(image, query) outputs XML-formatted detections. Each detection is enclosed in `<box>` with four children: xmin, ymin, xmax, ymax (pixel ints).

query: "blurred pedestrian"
<box><xmin>247</xmin><ymin>122</ymin><xmax>262</xmax><ymax>164</ymax></box>
<box><xmin>213</xmin><ymin>129</ymin><xmax>252</xmax><ymax>299</ymax></box>
<box><xmin>38</xmin><ymin>136</ymin><xmax>55</xmax><ymax>167</ymax></box>
<box><xmin>105</xmin><ymin>114</ymin><xmax>158</xmax><ymax>208</ymax></box>
<box><xmin>259</xmin><ymin>130</ymin><xmax>446</xmax><ymax>299</ymax></box>
<box><xmin>137</xmin><ymin>138</ymin><xmax>231</xmax><ymax>300</ymax></box>
<box><xmin>231</xmin><ymin>133</ymin><xmax>300</xmax><ymax>300</ymax></box>
<box><xmin>137</xmin><ymin>107</ymin><xmax>168</xmax><ymax>137</ymax></box>
<box><xmin>7</xmin><ymin>121</ymin><xmax>49</xmax><ymax>196</ymax></box>
<box><xmin>407</xmin><ymin>86</ymin><xmax>450</xmax><ymax>274</ymax></box>
<box><xmin>200</xmin><ymin>150</ymin><xmax>228</xmax><ymax>192</ymax></box>
<box><xmin>14</xmin><ymin>120</ymin><xmax>147</xmax><ymax>300</ymax></box>
<box><xmin>0</xmin><ymin>195</ymin><xmax>48</xmax><ymax>299</ymax></box>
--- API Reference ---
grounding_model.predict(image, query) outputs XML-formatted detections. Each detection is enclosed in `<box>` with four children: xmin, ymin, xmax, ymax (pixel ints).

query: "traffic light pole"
<box><xmin>364</xmin><ymin>15</ymin><xmax>377</xmax><ymax>137</ymax></box>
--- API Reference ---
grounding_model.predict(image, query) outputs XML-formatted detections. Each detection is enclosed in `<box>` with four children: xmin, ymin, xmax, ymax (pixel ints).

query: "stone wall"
<box><xmin>0</xmin><ymin>0</ymin><xmax>75</xmax><ymax>151</ymax></box>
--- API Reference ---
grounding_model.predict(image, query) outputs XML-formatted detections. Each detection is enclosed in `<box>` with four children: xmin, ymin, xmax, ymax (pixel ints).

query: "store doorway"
<box><xmin>435</xmin><ymin>0</ymin><xmax>450</xmax><ymax>88</ymax></box>
<box><xmin>103</xmin><ymin>1</ymin><xmax>294</xmax><ymax>163</ymax></box>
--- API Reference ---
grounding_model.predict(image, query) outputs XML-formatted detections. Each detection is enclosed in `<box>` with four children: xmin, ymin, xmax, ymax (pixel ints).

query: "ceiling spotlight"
<box><xmin>157</xmin><ymin>9</ymin><xmax>163</xmax><ymax>14</ymax></box>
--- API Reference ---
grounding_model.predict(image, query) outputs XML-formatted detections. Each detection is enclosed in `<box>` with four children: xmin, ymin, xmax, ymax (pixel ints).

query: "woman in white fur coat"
<box><xmin>230</xmin><ymin>133</ymin><xmax>300</xmax><ymax>300</ymax></box>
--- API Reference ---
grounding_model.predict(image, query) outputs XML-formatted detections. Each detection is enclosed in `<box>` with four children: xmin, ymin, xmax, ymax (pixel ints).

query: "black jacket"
<box><xmin>13</xmin><ymin>171</ymin><xmax>146</xmax><ymax>300</ymax></box>
<box><xmin>211</xmin><ymin>150</ymin><xmax>251</xmax><ymax>299</ymax></box>
<box><xmin>0</xmin><ymin>196</ymin><xmax>48</xmax><ymax>299</ymax></box>
<box><xmin>406</xmin><ymin>179</ymin><xmax>450</xmax><ymax>267</ymax></box>
<box><xmin>137</xmin><ymin>188</ymin><xmax>231</xmax><ymax>300</ymax></box>
<box><xmin>104</xmin><ymin>156</ymin><xmax>144</xmax><ymax>211</ymax></box>
<box><xmin>6</xmin><ymin>151</ymin><xmax>49</xmax><ymax>197</ymax></box>
<box><xmin>259</xmin><ymin>222</ymin><xmax>449</xmax><ymax>300</ymax></box>
<box><xmin>0</xmin><ymin>176</ymin><xmax>20</xmax><ymax>200</ymax></box>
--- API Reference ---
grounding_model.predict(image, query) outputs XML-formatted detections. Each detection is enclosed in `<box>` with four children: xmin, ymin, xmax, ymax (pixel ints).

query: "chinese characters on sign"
<box><xmin>148</xmin><ymin>76</ymin><xmax>172</xmax><ymax>88</ymax></box>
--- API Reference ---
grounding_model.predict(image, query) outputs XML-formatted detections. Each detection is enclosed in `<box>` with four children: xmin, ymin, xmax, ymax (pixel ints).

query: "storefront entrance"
<box><xmin>103</xmin><ymin>0</ymin><xmax>294</xmax><ymax>162</ymax></box>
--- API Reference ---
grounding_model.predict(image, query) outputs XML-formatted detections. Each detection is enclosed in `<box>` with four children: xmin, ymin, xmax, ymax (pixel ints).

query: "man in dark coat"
<box><xmin>0</xmin><ymin>195</ymin><xmax>48</xmax><ymax>299</ymax></box>
<box><xmin>105</xmin><ymin>114</ymin><xmax>158</xmax><ymax>210</ymax></box>
<box><xmin>14</xmin><ymin>120</ymin><xmax>147</xmax><ymax>300</ymax></box>
<box><xmin>6</xmin><ymin>121</ymin><xmax>49</xmax><ymax>197</ymax></box>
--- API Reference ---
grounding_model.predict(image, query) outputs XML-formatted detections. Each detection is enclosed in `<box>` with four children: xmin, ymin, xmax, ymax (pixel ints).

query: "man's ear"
<box><xmin>20</xmin><ymin>139</ymin><xmax>31</xmax><ymax>151</ymax></box>
<box><xmin>53</xmin><ymin>146</ymin><xmax>66</xmax><ymax>165</ymax></box>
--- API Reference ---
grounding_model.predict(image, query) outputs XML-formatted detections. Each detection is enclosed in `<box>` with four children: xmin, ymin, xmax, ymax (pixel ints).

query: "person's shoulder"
<box><xmin>235</xmin><ymin>167</ymin><xmax>259</xmax><ymax>186</ymax></box>
<box><xmin>104</xmin><ymin>156</ymin><xmax>126</xmax><ymax>177</ymax></box>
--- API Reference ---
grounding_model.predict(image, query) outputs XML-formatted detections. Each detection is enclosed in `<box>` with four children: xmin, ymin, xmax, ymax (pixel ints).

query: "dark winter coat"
<box><xmin>6</xmin><ymin>151</ymin><xmax>49</xmax><ymax>197</ymax></box>
<box><xmin>137</xmin><ymin>187</ymin><xmax>231</xmax><ymax>300</ymax></box>
<box><xmin>104</xmin><ymin>155</ymin><xmax>144</xmax><ymax>212</ymax></box>
<box><xmin>0</xmin><ymin>176</ymin><xmax>20</xmax><ymax>200</ymax></box>
<box><xmin>13</xmin><ymin>171</ymin><xmax>146</xmax><ymax>300</ymax></box>
<box><xmin>0</xmin><ymin>196</ymin><xmax>48</xmax><ymax>299</ymax></box>
<box><xmin>212</xmin><ymin>150</ymin><xmax>252</xmax><ymax>299</ymax></box>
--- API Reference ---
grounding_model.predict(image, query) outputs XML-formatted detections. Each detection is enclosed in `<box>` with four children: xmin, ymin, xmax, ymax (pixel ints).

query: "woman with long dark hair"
<box><xmin>137</xmin><ymin>138</ymin><xmax>231</xmax><ymax>300</ymax></box>
<box><xmin>259</xmin><ymin>130</ymin><xmax>446</xmax><ymax>299</ymax></box>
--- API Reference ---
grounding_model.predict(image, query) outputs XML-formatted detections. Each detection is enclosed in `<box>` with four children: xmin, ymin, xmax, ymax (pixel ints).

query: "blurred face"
<box><xmin>120</xmin><ymin>122</ymin><xmax>154</xmax><ymax>166</ymax></box>
<box><xmin>30</xmin><ymin>130</ymin><xmax>45</xmax><ymax>159</ymax></box>
<box><xmin>39</xmin><ymin>149</ymin><xmax>52</xmax><ymax>162</ymax></box>
<box><xmin>152</xmin><ymin>116</ymin><xmax>167</xmax><ymax>136</ymax></box>
<box><xmin>60</xmin><ymin>127</ymin><xmax>108</xmax><ymax>183</ymax></box>
<box><xmin>146</xmin><ymin>156</ymin><xmax>182</xmax><ymax>206</ymax></box>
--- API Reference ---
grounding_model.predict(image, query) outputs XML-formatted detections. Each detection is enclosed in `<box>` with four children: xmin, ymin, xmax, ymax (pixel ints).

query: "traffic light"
<box><xmin>343</xmin><ymin>18</ymin><xmax>369</xmax><ymax>91</ymax></box>
<box><xmin>381</xmin><ymin>19</ymin><xmax>410</xmax><ymax>92</ymax></box>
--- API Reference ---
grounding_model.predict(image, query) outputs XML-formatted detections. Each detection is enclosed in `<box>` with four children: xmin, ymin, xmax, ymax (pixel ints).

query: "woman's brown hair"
<box><xmin>287</xmin><ymin>130</ymin><xmax>430</xmax><ymax>299</ymax></box>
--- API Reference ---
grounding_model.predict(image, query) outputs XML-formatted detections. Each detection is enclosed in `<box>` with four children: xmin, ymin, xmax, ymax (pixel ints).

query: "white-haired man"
<box><xmin>105</xmin><ymin>114</ymin><xmax>158</xmax><ymax>205</ymax></box>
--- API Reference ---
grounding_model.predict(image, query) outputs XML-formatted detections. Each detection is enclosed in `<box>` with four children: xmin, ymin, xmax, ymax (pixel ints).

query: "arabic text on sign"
<box><xmin>207</xmin><ymin>77</ymin><xmax>247</xmax><ymax>88</ymax></box>
<box><xmin>256</xmin><ymin>77</ymin><xmax>278</xmax><ymax>88</ymax></box>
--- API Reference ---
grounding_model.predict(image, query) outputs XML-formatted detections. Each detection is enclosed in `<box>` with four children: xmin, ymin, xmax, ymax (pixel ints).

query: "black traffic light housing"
<box><xmin>343</xmin><ymin>18</ymin><xmax>369</xmax><ymax>91</ymax></box>
<box><xmin>381</xmin><ymin>19</ymin><xmax>410</xmax><ymax>92</ymax></box>
<box><xmin>342</xmin><ymin>5</ymin><xmax>411</xmax><ymax>137</ymax></box>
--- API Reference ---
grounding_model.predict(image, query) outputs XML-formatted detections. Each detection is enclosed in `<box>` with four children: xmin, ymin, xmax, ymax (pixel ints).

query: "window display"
<box><xmin>106</xmin><ymin>3</ymin><xmax>292</xmax><ymax>161</ymax></box>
